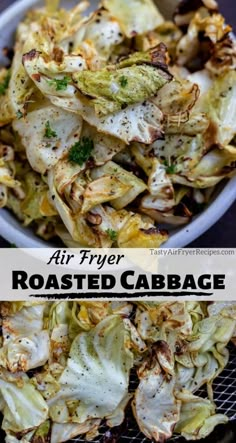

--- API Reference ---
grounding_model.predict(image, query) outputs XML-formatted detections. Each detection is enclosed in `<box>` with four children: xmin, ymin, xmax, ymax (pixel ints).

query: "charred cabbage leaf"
<box><xmin>152</xmin><ymin>135</ymin><xmax>236</xmax><ymax>189</ymax></box>
<box><xmin>73</xmin><ymin>45</ymin><xmax>172</xmax><ymax>116</ymax></box>
<box><xmin>0</xmin><ymin>145</ymin><xmax>21</xmax><ymax>208</ymax></box>
<box><xmin>205</xmin><ymin>71</ymin><xmax>236</xmax><ymax>145</ymax></box>
<box><xmin>0</xmin><ymin>370</ymin><xmax>48</xmax><ymax>434</ymax></box>
<box><xmin>13</xmin><ymin>105</ymin><xmax>83</xmax><ymax>174</ymax></box>
<box><xmin>0</xmin><ymin>303</ymin><xmax>49</xmax><ymax>372</ymax></box>
<box><xmin>73</xmin><ymin>8</ymin><xmax>124</xmax><ymax>69</ymax></box>
<box><xmin>133</xmin><ymin>342</ymin><xmax>181</xmax><ymax>441</ymax></box>
<box><xmin>48</xmin><ymin>315</ymin><xmax>134</xmax><ymax>423</ymax></box>
<box><xmin>175</xmin><ymin>391</ymin><xmax>228</xmax><ymax>440</ymax></box>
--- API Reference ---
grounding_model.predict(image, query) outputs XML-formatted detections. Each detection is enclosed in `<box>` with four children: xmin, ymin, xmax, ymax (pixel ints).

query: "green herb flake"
<box><xmin>106</xmin><ymin>229</ymin><xmax>118</xmax><ymax>242</ymax></box>
<box><xmin>163</xmin><ymin>160</ymin><xmax>177</xmax><ymax>174</ymax></box>
<box><xmin>0</xmin><ymin>71</ymin><xmax>10</xmax><ymax>96</ymax></box>
<box><xmin>47</xmin><ymin>76</ymin><xmax>71</xmax><ymax>91</ymax></box>
<box><xmin>119</xmin><ymin>76</ymin><xmax>128</xmax><ymax>88</ymax></box>
<box><xmin>44</xmin><ymin>121</ymin><xmax>57</xmax><ymax>139</ymax></box>
<box><xmin>68</xmin><ymin>137</ymin><xmax>94</xmax><ymax>166</ymax></box>
<box><xmin>16</xmin><ymin>110</ymin><xmax>23</xmax><ymax>119</ymax></box>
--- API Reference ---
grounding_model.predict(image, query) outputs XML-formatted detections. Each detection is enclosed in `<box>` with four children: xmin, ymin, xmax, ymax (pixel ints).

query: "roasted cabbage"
<box><xmin>0</xmin><ymin>301</ymin><xmax>235</xmax><ymax>442</ymax></box>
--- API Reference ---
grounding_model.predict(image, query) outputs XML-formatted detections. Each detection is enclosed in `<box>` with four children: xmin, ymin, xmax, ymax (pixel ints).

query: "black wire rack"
<box><xmin>71</xmin><ymin>345</ymin><xmax>236</xmax><ymax>443</ymax></box>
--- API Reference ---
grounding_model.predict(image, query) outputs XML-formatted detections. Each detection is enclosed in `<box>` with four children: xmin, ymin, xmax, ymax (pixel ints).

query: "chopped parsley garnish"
<box><xmin>68</xmin><ymin>137</ymin><xmax>94</xmax><ymax>166</ymax></box>
<box><xmin>44</xmin><ymin>121</ymin><xmax>57</xmax><ymax>139</ymax></box>
<box><xmin>16</xmin><ymin>110</ymin><xmax>23</xmax><ymax>119</ymax></box>
<box><xmin>0</xmin><ymin>71</ymin><xmax>10</xmax><ymax>96</ymax></box>
<box><xmin>119</xmin><ymin>76</ymin><xmax>128</xmax><ymax>88</ymax></box>
<box><xmin>47</xmin><ymin>76</ymin><xmax>71</xmax><ymax>91</ymax></box>
<box><xmin>106</xmin><ymin>229</ymin><xmax>118</xmax><ymax>242</ymax></box>
<box><xmin>163</xmin><ymin>160</ymin><xmax>177</xmax><ymax>174</ymax></box>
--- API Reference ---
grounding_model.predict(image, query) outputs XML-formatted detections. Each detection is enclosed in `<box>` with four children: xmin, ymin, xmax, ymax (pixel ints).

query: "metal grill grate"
<box><xmin>72</xmin><ymin>345</ymin><xmax>236</xmax><ymax>443</ymax></box>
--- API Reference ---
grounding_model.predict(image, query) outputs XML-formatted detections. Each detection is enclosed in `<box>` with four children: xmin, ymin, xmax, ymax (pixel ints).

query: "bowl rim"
<box><xmin>0</xmin><ymin>0</ymin><xmax>235</xmax><ymax>248</ymax></box>
<box><xmin>0</xmin><ymin>0</ymin><xmax>40</xmax><ymax>29</ymax></box>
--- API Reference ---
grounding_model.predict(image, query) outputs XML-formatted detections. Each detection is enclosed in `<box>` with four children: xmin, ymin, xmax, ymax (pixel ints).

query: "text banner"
<box><xmin>0</xmin><ymin>248</ymin><xmax>235</xmax><ymax>300</ymax></box>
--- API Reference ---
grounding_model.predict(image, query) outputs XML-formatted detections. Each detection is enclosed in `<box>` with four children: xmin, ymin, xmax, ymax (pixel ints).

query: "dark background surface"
<box><xmin>0</xmin><ymin>2</ymin><xmax>235</xmax><ymax>443</ymax></box>
<box><xmin>0</xmin><ymin>0</ymin><xmax>235</xmax><ymax>247</ymax></box>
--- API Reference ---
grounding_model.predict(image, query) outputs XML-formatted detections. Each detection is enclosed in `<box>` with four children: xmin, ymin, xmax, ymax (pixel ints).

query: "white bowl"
<box><xmin>0</xmin><ymin>0</ymin><xmax>235</xmax><ymax>248</ymax></box>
